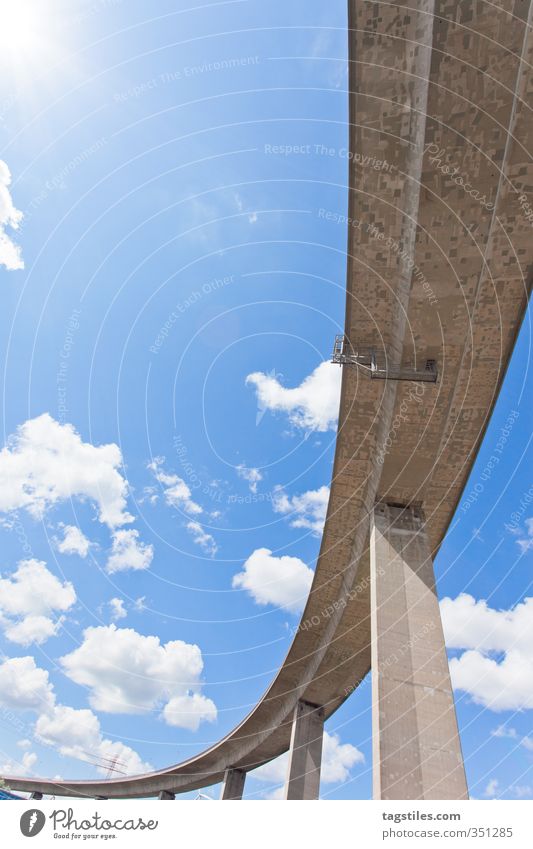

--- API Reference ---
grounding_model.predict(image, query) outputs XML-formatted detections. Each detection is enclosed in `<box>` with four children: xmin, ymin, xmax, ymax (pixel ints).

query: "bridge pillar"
<box><xmin>30</xmin><ymin>791</ymin><xmax>43</xmax><ymax>800</ymax></box>
<box><xmin>284</xmin><ymin>700</ymin><xmax>324</xmax><ymax>800</ymax></box>
<box><xmin>370</xmin><ymin>503</ymin><xmax>468</xmax><ymax>800</ymax></box>
<box><xmin>220</xmin><ymin>768</ymin><xmax>246</xmax><ymax>799</ymax></box>
<box><xmin>158</xmin><ymin>790</ymin><xmax>175</xmax><ymax>800</ymax></box>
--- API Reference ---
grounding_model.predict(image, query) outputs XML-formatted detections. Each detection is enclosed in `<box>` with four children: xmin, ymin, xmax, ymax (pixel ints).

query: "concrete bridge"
<box><xmin>6</xmin><ymin>0</ymin><xmax>533</xmax><ymax>800</ymax></box>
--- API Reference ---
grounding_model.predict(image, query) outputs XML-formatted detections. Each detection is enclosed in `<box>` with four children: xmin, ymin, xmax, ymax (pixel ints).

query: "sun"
<box><xmin>0</xmin><ymin>1</ymin><xmax>49</xmax><ymax>61</ymax></box>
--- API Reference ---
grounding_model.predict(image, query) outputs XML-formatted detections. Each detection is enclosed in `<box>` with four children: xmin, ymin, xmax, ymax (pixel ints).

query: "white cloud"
<box><xmin>4</xmin><ymin>615</ymin><xmax>60</xmax><ymax>646</ymax></box>
<box><xmin>60</xmin><ymin>624</ymin><xmax>217</xmax><ymax>730</ymax></box>
<box><xmin>253</xmin><ymin>731</ymin><xmax>364</xmax><ymax>787</ymax></box>
<box><xmin>273</xmin><ymin>485</ymin><xmax>329</xmax><ymax>536</ymax></box>
<box><xmin>263</xmin><ymin>786</ymin><xmax>284</xmax><ymax>800</ymax></box>
<box><xmin>0</xmin><ymin>414</ymin><xmax>133</xmax><ymax>527</ymax></box>
<box><xmin>232</xmin><ymin>547</ymin><xmax>314</xmax><ymax>614</ymax></box>
<box><xmin>0</xmin><ymin>160</ymin><xmax>24</xmax><ymax>271</ymax></box>
<box><xmin>491</xmin><ymin>724</ymin><xmax>533</xmax><ymax>754</ymax></box>
<box><xmin>0</xmin><ymin>750</ymin><xmax>37</xmax><ymax>777</ymax></box>
<box><xmin>186</xmin><ymin>521</ymin><xmax>218</xmax><ymax>557</ymax></box>
<box><xmin>0</xmin><ymin>559</ymin><xmax>76</xmax><ymax>646</ymax></box>
<box><xmin>163</xmin><ymin>693</ymin><xmax>217</xmax><ymax>731</ymax></box>
<box><xmin>236</xmin><ymin>464</ymin><xmax>262</xmax><ymax>493</ymax></box>
<box><xmin>320</xmin><ymin>732</ymin><xmax>365</xmax><ymax>782</ymax></box>
<box><xmin>516</xmin><ymin>517</ymin><xmax>533</xmax><ymax>554</ymax></box>
<box><xmin>0</xmin><ymin>656</ymin><xmax>151</xmax><ymax>777</ymax></box>
<box><xmin>56</xmin><ymin>524</ymin><xmax>91</xmax><ymax>558</ymax></box>
<box><xmin>106</xmin><ymin>529</ymin><xmax>153</xmax><ymax>574</ymax></box>
<box><xmin>485</xmin><ymin>778</ymin><xmax>499</xmax><ymax>798</ymax></box>
<box><xmin>0</xmin><ymin>656</ymin><xmax>55</xmax><ymax>711</ymax></box>
<box><xmin>148</xmin><ymin>457</ymin><xmax>202</xmax><ymax>515</ymax></box>
<box><xmin>233</xmin><ymin>194</ymin><xmax>257</xmax><ymax>224</ymax></box>
<box><xmin>109</xmin><ymin>598</ymin><xmax>127</xmax><ymax>621</ymax></box>
<box><xmin>491</xmin><ymin>724</ymin><xmax>518</xmax><ymax>740</ymax></box>
<box><xmin>246</xmin><ymin>361</ymin><xmax>341</xmax><ymax>432</ymax></box>
<box><xmin>34</xmin><ymin>703</ymin><xmax>152</xmax><ymax>775</ymax></box>
<box><xmin>441</xmin><ymin>593</ymin><xmax>533</xmax><ymax>710</ymax></box>
<box><xmin>512</xmin><ymin>785</ymin><xmax>532</xmax><ymax>799</ymax></box>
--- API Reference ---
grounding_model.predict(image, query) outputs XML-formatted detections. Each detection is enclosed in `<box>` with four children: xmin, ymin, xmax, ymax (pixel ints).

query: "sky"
<box><xmin>0</xmin><ymin>0</ymin><xmax>531</xmax><ymax>801</ymax></box>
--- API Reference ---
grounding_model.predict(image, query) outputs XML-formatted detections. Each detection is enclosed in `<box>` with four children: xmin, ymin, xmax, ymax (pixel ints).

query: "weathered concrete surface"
<box><xmin>158</xmin><ymin>790</ymin><xmax>175</xmax><ymax>800</ymax></box>
<box><xmin>6</xmin><ymin>0</ymin><xmax>533</xmax><ymax>798</ymax></box>
<box><xmin>370</xmin><ymin>504</ymin><xmax>468</xmax><ymax>800</ymax></box>
<box><xmin>220</xmin><ymin>768</ymin><xmax>246</xmax><ymax>800</ymax></box>
<box><xmin>284</xmin><ymin>701</ymin><xmax>325</xmax><ymax>800</ymax></box>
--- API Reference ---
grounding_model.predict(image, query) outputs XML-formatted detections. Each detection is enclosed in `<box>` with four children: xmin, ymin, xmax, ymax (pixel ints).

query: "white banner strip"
<box><xmin>1</xmin><ymin>799</ymin><xmax>532</xmax><ymax>848</ymax></box>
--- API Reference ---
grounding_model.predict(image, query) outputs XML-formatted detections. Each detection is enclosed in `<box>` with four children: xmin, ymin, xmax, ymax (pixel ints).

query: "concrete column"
<box><xmin>284</xmin><ymin>700</ymin><xmax>324</xmax><ymax>800</ymax></box>
<box><xmin>30</xmin><ymin>791</ymin><xmax>43</xmax><ymax>800</ymax></box>
<box><xmin>158</xmin><ymin>789</ymin><xmax>175</xmax><ymax>799</ymax></box>
<box><xmin>370</xmin><ymin>503</ymin><xmax>468</xmax><ymax>800</ymax></box>
<box><xmin>220</xmin><ymin>768</ymin><xmax>246</xmax><ymax>799</ymax></box>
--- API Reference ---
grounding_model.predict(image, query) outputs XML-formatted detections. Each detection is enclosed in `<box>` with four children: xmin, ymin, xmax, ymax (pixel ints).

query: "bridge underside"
<box><xmin>5</xmin><ymin>0</ymin><xmax>533</xmax><ymax>799</ymax></box>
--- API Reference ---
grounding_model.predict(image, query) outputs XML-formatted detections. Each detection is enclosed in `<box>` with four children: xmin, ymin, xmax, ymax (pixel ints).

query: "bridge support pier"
<box><xmin>158</xmin><ymin>790</ymin><xmax>175</xmax><ymax>799</ymax></box>
<box><xmin>284</xmin><ymin>700</ymin><xmax>324</xmax><ymax>800</ymax></box>
<box><xmin>370</xmin><ymin>503</ymin><xmax>468</xmax><ymax>800</ymax></box>
<box><xmin>220</xmin><ymin>768</ymin><xmax>246</xmax><ymax>799</ymax></box>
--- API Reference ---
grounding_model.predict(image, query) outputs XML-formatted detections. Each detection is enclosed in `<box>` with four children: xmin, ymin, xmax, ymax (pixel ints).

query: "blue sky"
<box><xmin>0</xmin><ymin>0</ymin><xmax>531</xmax><ymax>801</ymax></box>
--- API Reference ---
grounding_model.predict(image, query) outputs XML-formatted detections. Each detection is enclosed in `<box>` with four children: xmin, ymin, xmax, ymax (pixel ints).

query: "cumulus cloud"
<box><xmin>0</xmin><ymin>656</ymin><xmax>55</xmax><ymax>712</ymax></box>
<box><xmin>0</xmin><ymin>414</ymin><xmax>133</xmax><ymax>527</ymax></box>
<box><xmin>106</xmin><ymin>529</ymin><xmax>153</xmax><ymax>574</ymax></box>
<box><xmin>163</xmin><ymin>693</ymin><xmax>218</xmax><ymax>731</ymax></box>
<box><xmin>60</xmin><ymin>624</ymin><xmax>217</xmax><ymax>730</ymax></box>
<box><xmin>253</xmin><ymin>731</ymin><xmax>364</xmax><ymax>788</ymax></box>
<box><xmin>441</xmin><ymin>593</ymin><xmax>533</xmax><ymax>710</ymax></box>
<box><xmin>35</xmin><ymin>704</ymin><xmax>152</xmax><ymax>775</ymax></box>
<box><xmin>186</xmin><ymin>521</ymin><xmax>218</xmax><ymax>557</ymax></box>
<box><xmin>148</xmin><ymin>457</ymin><xmax>202</xmax><ymax>515</ymax></box>
<box><xmin>108</xmin><ymin>598</ymin><xmax>127</xmax><ymax>621</ymax></box>
<box><xmin>273</xmin><ymin>485</ymin><xmax>329</xmax><ymax>536</ymax></box>
<box><xmin>148</xmin><ymin>459</ymin><xmax>216</xmax><ymax>554</ymax></box>
<box><xmin>232</xmin><ymin>547</ymin><xmax>314</xmax><ymax>614</ymax></box>
<box><xmin>491</xmin><ymin>724</ymin><xmax>533</xmax><ymax>754</ymax></box>
<box><xmin>0</xmin><ymin>559</ymin><xmax>76</xmax><ymax>646</ymax></box>
<box><xmin>236</xmin><ymin>464</ymin><xmax>262</xmax><ymax>493</ymax></box>
<box><xmin>512</xmin><ymin>785</ymin><xmax>532</xmax><ymax>799</ymax></box>
<box><xmin>0</xmin><ymin>160</ymin><xmax>24</xmax><ymax>271</ymax></box>
<box><xmin>0</xmin><ymin>750</ymin><xmax>37</xmax><ymax>777</ymax></box>
<box><xmin>56</xmin><ymin>524</ymin><xmax>91</xmax><ymax>558</ymax></box>
<box><xmin>516</xmin><ymin>518</ymin><xmax>533</xmax><ymax>554</ymax></box>
<box><xmin>246</xmin><ymin>361</ymin><xmax>341</xmax><ymax>432</ymax></box>
<box><xmin>485</xmin><ymin>778</ymin><xmax>499</xmax><ymax>798</ymax></box>
<box><xmin>0</xmin><ymin>655</ymin><xmax>152</xmax><ymax>777</ymax></box>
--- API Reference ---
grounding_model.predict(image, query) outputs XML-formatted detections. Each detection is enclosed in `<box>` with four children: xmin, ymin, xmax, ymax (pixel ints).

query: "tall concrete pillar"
<box><xmin>158</xmin><ymin>789</ymin><xmax>175</xmax><ymax>799</ymax></box>
<box><xmin>220</xmin><ymin>768</ymin><xmax>246</xmax><ymax>800</ymax></box>
<box><xmin>284</xmin><ymin>700</ymin><xmax>324</xmax><ymax>800</ymax></box>
<box><xmin>370</xmin><ymin>503</ymin><xmax>468</xmax><ymax>800</ymax></box>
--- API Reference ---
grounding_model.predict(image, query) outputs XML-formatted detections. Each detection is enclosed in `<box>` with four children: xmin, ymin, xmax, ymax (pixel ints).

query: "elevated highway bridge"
<box><xmin>6</xmin><ymin>0</ymin><xmax>533</xmax><ymax>800</ymax></box>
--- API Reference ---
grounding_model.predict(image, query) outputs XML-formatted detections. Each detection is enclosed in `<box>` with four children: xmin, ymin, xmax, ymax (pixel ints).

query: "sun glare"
<box><xmin>0</xmin><ymin>1</ymin><xmax>49</xmax><ymax>61</ymax></box>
